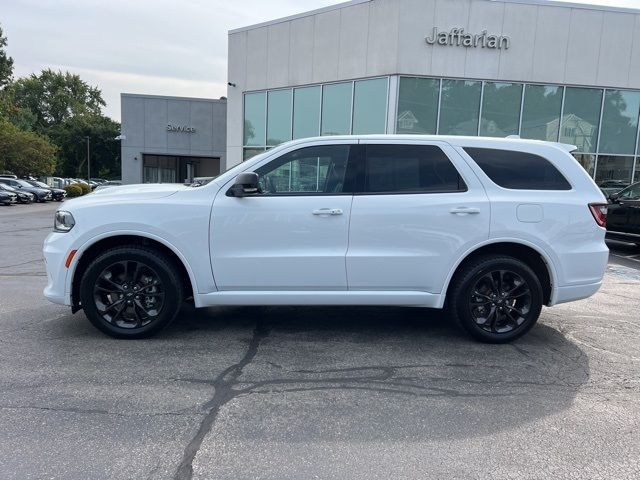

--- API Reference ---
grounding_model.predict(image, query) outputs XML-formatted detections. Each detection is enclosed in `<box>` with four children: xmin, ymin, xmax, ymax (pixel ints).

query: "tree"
<box><xmin>0</xmin><ymin>117</ymin><xmax>57</xmax><ymax>176</ymax></box>
<box><xmin>6</xmin><ymin>69</ymin><xmax>105</xmax><ymax>130</ymax></box>
<box><xmin>0</xmin><ymin>24</ymin><xmax>13</xmax><ymax>89</ymax></box>
<box><xmin>48</xmin><ymin>114</ymin><xmax>121</xmax><ymax>178</ymax></box>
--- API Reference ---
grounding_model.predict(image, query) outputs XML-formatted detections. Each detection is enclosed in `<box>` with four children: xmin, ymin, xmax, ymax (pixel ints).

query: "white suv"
<box><xmin>43</xmin><ymin>135</ymin><xmax>609</xmax><ymax>343</ymax></box>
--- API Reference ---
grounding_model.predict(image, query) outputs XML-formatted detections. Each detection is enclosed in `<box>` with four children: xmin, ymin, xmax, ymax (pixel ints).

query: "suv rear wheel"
<box><xmin>449</xmin><ymin>255</ymin><xmax>543</xmax><ymax>343</ymax></box>
<box><xmin>79</xmin><ymin>246</ymin><xmax>183</xmax><ymax>339</ymax></box>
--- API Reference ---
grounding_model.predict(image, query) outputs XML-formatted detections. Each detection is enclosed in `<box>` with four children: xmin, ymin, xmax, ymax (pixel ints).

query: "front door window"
<box><xmin>255</xmin><ymin>145</ymin><xmax>350</xmax><ymax>195</ymax></box>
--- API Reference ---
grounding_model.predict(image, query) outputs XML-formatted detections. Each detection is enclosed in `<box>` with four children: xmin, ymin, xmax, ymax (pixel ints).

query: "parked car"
<box><xmin>0</xmin><ymin>190</ymin><xmax>17</xmax><ymax>205</ymax></box>
<box><xmin>599</xmin><ymin>179</ymin><xmax>629</xmax><ymax>197</ymax></box>
<box><xmin>43</xmin><ymin>135</ymin><xmax>609</xmax><ymax>343</ymax></box>
<box><xmin>0</xmin><ymin>183</ymin><xmax>35</xmax><ymax>203</ymax></box>
<box><xmin>0</xmin><ymin>174</ymin><xmax>18</xmax><ymax>179</ymax></box>
<box><xmin>25</xmin><ymin>180</ymin><xmax>67</xmax><ymax>201</ymax></box>
<box><xmin>190</xmin><ymin>177</ymin><xmax>215</xmax><ymax>187</ymax></box>
<box><xmin>606</xmin><ymin>181</ymin><xmax>640</xmax><ymax>246</ymax></box>
<box><xmin>0</xmin><ymin>178</ymin><xmax>52</xmax><ymax>202</ymax></box>
<box><xmin>92</xmin><ymin>180</ymin><xmax>122</xmax><ymax>192</ymax></box>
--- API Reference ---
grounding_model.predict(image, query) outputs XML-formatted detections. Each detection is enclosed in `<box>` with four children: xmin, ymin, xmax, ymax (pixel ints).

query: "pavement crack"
<box><xmin>173</xmin><ymin>321</ymin><xmax>270</xmax><ymax>480</ymax></box>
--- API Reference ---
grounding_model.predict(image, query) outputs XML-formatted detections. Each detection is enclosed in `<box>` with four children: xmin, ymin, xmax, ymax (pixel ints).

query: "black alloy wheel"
<box><xmin>469</xmin><ymin>269</ymin><xmax>532</xmax><ymax>334</ymax></box>
<box><xmin>449</xmin><ymin>255</ymin><xmax>543</xmax><ymax>343</ymax></box>
<box><xmin>80</xmin><ymin>246</ymin><xmax>183</xmax><ymax>338</ymax></box>
<box><xmin>93</xmin><ymin>260</ymin><xmax>165</xmax><ymax>329</ymax></box>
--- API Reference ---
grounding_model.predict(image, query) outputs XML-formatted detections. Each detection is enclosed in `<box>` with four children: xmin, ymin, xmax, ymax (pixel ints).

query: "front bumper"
<box><xmin>43</xmin><ymin>232</ymin><xmax>74</xmax><ymax>306</ymax></box>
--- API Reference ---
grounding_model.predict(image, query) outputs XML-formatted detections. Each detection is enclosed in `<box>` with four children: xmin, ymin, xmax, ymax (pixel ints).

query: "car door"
<box><xmin>346</xmin><ymin>140</ymin><xmax>490</xmax><ymax>293</ymax></box>
<box><xmin>210</xmin><ymin>142</ymin><xmax>357</xmax><ymax>291</ymax></box>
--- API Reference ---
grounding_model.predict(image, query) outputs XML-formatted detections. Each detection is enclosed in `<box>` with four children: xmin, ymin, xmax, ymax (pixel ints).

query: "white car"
<box><xmin>43</xmin><ymin>135</ymin><xmax>609</xmax><ymax>342</ymax></box>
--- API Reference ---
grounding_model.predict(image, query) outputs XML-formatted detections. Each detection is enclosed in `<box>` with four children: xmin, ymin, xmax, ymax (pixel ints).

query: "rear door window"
<box><xmin>364</xmin><ymin>144</ymin><xmax>466</xmax><ymax>193</ymax></box>
<box><xmin>464</xmin><ymin>147</ymin><xmax>571</xmax><ymax>190</ymax></box>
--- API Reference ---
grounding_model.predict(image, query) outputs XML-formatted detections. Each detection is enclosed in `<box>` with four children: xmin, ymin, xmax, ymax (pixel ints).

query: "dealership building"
<box><xmin>122</xmin><ymin>0</ymin><xmax>640</xmax><ymax>186</ymax></box>
<box><xmin>120</xmin><ymin>94</ymin><xmax>226</xmax><ymax>184</ymax></box>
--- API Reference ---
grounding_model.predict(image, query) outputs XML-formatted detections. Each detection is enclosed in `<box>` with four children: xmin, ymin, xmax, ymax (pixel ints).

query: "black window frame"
<box><xmin>355</xmin><ymin>143</ymin><xmax>468</xmax><ymax>195</ymax></box>
<box><xmin>463</xmin><ymin>147</ymin><xmax>572</xmax><ymax>191</ymax></box>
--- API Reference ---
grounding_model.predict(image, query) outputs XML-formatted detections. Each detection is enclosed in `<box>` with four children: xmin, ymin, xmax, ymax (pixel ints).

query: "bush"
<box><xmin>64</xmin><ymin>184</ymin><xmax>83</xmax><ymax>198</ymax></box>
<box><xmin>77</xmin><ymin>182</ymin><xmax>91</xmax><ymax>195</ymax></box>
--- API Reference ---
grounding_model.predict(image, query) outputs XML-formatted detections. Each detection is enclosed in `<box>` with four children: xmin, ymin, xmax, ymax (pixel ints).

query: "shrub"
<box><xmin>64</xmin><ymin>184</ymin><xmax>83</xmax><ymax>198</ymax></box>
<box><xmin>77</xmin><ymin>182</ymin><xmax>91</xmax><ymax>195</ymax></box>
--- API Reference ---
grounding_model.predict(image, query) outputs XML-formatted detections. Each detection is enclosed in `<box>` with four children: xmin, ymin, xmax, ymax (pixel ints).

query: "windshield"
<box><xmin>15</xmin><ymin>179</ymin><xmax>33</xmax><ymax>188</ymax></box>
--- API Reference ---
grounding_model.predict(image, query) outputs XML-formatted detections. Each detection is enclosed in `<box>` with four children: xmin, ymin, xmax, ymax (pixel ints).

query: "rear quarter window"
<box><xmin>464</xmin><ymin>147</ymin><xmax>571</xmax><ymax>190</ymax></box>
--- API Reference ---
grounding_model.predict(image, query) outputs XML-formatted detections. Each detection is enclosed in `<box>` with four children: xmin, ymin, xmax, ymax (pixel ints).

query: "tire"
<box><xmin>448</xmin><ymin>255</ymin><xmax>543</xmax><ymax>343</ymax></box>
<box><xmin>79</xmin><ymin>246</ymin><xmax>183</xmax><ymax>339</ymax></box>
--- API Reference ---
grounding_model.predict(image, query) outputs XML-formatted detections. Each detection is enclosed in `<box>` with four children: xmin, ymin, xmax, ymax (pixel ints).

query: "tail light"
<box><xmin>589</xmin><ymin>203</ymin><xmax>607</xmax><ymax>228</ymax></box>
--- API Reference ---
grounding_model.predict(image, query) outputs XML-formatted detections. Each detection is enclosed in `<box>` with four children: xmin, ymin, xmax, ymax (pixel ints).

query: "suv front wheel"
<box><xmin>449</xmin><ymin>255</ymin><xmax>543</xmax><ymax>343</ymax></box>
<box><xmin>79</xmin><ymin>246</ymin><xmax>183</xmax><ymax>339</ymax></box>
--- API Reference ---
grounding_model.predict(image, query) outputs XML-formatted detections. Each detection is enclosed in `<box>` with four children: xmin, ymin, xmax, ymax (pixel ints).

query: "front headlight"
<box><xmin>54</xmin><ymin>211</ymin><xmax>75</xmax><ymax>232</ymax></box>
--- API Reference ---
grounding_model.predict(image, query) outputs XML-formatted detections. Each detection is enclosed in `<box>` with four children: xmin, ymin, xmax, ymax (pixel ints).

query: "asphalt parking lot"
<box><xmin>1</xmin><ymin>202</ymin><xmax>639</xmax><ymax>480</ymax></box>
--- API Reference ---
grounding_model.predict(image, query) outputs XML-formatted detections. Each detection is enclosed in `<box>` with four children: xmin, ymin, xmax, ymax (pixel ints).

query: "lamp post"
<box><xmin>85</xmin><ymin>136</ymin><xmax>91</xmax><ymax>182</ymax></box>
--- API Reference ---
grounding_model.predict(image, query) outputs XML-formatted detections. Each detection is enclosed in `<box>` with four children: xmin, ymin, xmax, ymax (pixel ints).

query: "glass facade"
<box><xmin>321</xmin><ymin>82</ymin><xmax>352</xmax><ymax>136</ymax></box>
<box><xmin>267</xmin><ymin>90</ymin><xmax>292</xmax><ymax>146</ymax></box>
<box><xmin>521</xmin><ymin>85</ymin><xmax>563</xmax><ymax>142</ymax></box>
<box><xmin>293</xmin><ymin>86</ymin><xmax>321</xmax><ymax>140</ymax></box>
<box><xmin>480</xmin><ymin>82</ymin><xmax>522</xmax><ymax>137</ymax></box>
<box><xmin>352</xmin><ymin>78</ymin><xmax>388</xmax><ymax>135</ymax></box>
<box><xmin>397</xmin><ymin>77</ymin><xmax>439</xmax><ymax>134</ymax></box>
<box><xmin>439</xmin><ymin>80</ymin><xmax>482</xmax><ymax>136</ymax></box>
<box><xmin>243</xmin><ymin>75</ymin><xmax>640</xmax><ymax>185</ymax></box>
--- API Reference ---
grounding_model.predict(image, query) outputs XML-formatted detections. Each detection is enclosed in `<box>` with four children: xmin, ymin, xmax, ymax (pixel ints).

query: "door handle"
<box><xmin>450</xmin><ymin>207</ymin><xmax>480</xmax><ymax>215</ymax></box>
<box><xmin>312</xmin><ymin>208</ymin><xmax>343</xmax><ymax>216</ymax></box>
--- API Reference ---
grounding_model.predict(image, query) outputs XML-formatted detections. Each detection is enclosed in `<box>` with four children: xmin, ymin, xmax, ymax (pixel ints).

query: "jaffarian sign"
<box><xmin>425</xmin><ymin>27</ymin><xmax>510</xmax><ymax>50</ymax></box>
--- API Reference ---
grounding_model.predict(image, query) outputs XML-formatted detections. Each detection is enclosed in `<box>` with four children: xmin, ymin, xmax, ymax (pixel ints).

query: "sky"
<box><xmin>2</xmin><ymin>0</ymin><xmax>640</xmax><ymax>122</ymax></box>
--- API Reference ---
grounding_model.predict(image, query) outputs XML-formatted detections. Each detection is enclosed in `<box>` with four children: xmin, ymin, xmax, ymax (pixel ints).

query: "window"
<box><xmin>243</xmin><ymin>92</ymin><xmax>266</xmax><ymax>147</ymax></box>
<box><xmin>480</xmin><ymin>82</ymin><xmax>522</xmax><ymax>137</ymax></box>
<box><xmin>464</xmin><ymin>147</ymin><xmax>571</xmax><ymax>190</ymax></box>
<box><xmin>255</xmin><ymin>145</ymin><xmax>350</xmax><ymax>194</ymax></box>
<box><xmin>573</xmin><ymin>153</ymin><xmax>596</xmax><ymax>178</ymax></box>
<box><xmin>439</xmin><ymin>80</ymin><xmax>482</xmax><ymax>135</ymax></box>
<box><xmin>560</xmin><ymin>88</ymin><xmax>602</xmax><ymax>153</ymax></box>
<box><xmin>521</xmin><ymin>85</ymin><xmax>563</xmax><ymax>141</ymax></box>
<box><xmin>595</xmin><ymin>156</ymin><xmax>634</xmax><ymax>186</ymax></box>
<box><xmin>396</xmin><ymin>77</ymin><xmax>439</xmax><ymax>134</ymax></box>
<box><xmin>599</xmin><ymin>90</ymin><xmax>640</xmax><ymax>155</ymax></box>
<box><xmin>364</xmin><ymin>144</ymin><xmax>466</xmax><ymax>193</ymax></box>
<box><xmin>619</xmin><ymin>182</ymin><xmax>640</xmax><ymax>200</ymax></box>
<box><xmin>267</xmin><ymin>90</ymin><xmax>292</xmax><ymax>146</ymax></box>
<box><xmin>321</xmin><ymin>82</ymin><xmax>352</xmax><ymax>136</ymax></box>
<box><xmin>352</xmin><ymin>78</ymin><xmax>387</xmax><ymax>135</ymax></box>
<box><xmin>293</xmin><ymin>86</ymin><xmax>321</xmax><ymax>139</ymax></box>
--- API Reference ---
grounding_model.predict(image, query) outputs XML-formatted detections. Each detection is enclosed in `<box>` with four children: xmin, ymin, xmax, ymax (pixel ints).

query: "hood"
<box><xmin>68</xmin><ymin>183</ymin><xmax>188</xmax><ymax>205</ymax></box>
<box><xmin>90</xmin><ymin>183</ymin><xmax>187</xmax><ymax>197</ymax></box>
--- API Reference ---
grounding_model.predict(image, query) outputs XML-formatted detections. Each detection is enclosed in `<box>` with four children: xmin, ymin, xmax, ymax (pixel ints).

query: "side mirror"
<box><xmin>608</xmin><ymin>193</ymin><xmax>620</xmax><ymax>203</ymax></box>
<box><xmin>228</xmin><ymin>172</ymin><xmax>260</xmax><ymax>197</ymax></box>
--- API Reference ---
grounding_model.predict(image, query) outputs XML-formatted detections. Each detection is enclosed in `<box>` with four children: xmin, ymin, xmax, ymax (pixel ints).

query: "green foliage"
<box><xmin>0</xmin><ymin>25</ymin><xmax>13</xmax><ymax>89</ymax></box>
<box><xmin>49</xmin><ymin>114</ymin><xmax>121</xmax><ymax>178</ymax></box>
<box><xmin>77</xmin><ymin>182</ymin><xmax>91</xmax><ymax>195</ymax></box>
<box><xmin>0</xmin><ymin>47</ymin><xmax>121</xmax><ymax>179</ymax></box>
<box><xmin>0</xmin><ymin>117</ymin><xmax>57</xmax><ymax>176</ymax></box>
<box><xmin>6</xmin><ymin>69</ymin><xmax>106</xmax><ymax>130</ymax></box>
<box><xmin>63</xmin><ymin>184</ymin><xmax>83</xmax><ymax>198</ymax></box>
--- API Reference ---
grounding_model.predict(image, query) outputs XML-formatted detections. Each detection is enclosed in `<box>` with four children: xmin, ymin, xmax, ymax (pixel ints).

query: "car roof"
<box><xmin>281</xmin><ymin>134</ymin><xmax>577</xmax><ymax>153</ymax></box>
